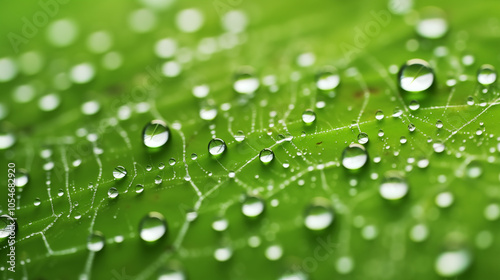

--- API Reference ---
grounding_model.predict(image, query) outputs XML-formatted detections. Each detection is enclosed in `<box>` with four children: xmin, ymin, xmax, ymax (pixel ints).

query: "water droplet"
<box><xmin>477</xmin><ymin>64</ymin><xmax>497</xmax><ymax>86</ymax></box>
<box><xmin>302</xmin><ymin>109</ymin><xmax>316</xmax><ymax>124</ymax></box>
<box><xmin>157</xmin><ymin>267</ymin><xmax>186</xmax><ymax>280</ymax></box>
<box><xmin>113</xmin><ymin>166</ymin><xmax>127</xmax><ymax>179</ymax></box>
<box><xmin>0</xmin><ymin>215</ymin><xmax>16</xmax><ymax>240</ymax></box>
<box><xmin>357</xmin><ymin>132</ymin><xmax>369</xmax><ymax>144</ymax></box>
<box><xmin>15</xmin><ymin>170</ymin><xmax>29</xmax><ymax>187</ymax></box>
<box><xmin>155</xmin><ymin>175</ymin><xmax>163</xmax><ymax>185</ymax></box>
<box><xmin>199</xmin><ymin>105</ymin><xmax>218</xmax><ymax>121</ymax></box>
<box><xmin>410</xmin><ymin>224</ymin><xmax>429</xmax><ymax>242</ymax></box>
<box><xmin>135</xmin><ymin>184</ymin><xmax>144</xmax><ymax>194</ymax></box>
<box><xmin>466</xmin><ymin>160</ymin><xmax>483</xmax><ymax>178</ymax></box>
<box><xmin>212</xmin><ymin>217</ymin><xmax>228</xmax><ymax>232</ymax></box>
<box><xmin>70</xmin><ymin>63</ymin><xmax>95</xmax><ymax>84</ymax></box>
<box><xmin>436</xmin><ymin>120</ymin><xmax>443</xmax><ymax>129</ymax></box>
<box><xmin>33</xmin><ymin>198</ymin><xmax>41</xmax><ymax>206</ymax></box>
<box><xmin>139</xmin><ymin>212</ymin><xmax>168</xmax><ymax>242</ymax></box>
<box><xmin>379</xmin><ymin>172</ymin><xmax>409</xmax><ymax>200</ymax></box>
<box><xmin>336</xmin><ymin>256</ymin><xmax>354</xmax><ymax>274</ymax></box>
<box><xmin>234</xmin><ymin>130</ymin><xmax>245</xmax><ymax>142</ymax></box>
<box><xmin>87</xmin><ymin>231</ymin><xmax>105</xmax><ymax>252</ymax></box>
<box><xmin>433</xmin><ymin>141</ymin><xmax>445</xmax><ymax>153</ymax></box>
<box><xmin>341</xmin><ymin>143</ymin><xmax>368</xmax><ymax>170</ymax></box>
<box><xmin>316</xmin><ymin>66</ymin><xmax>340</xmax><ymax>91</ymax></box>
<box><xmin>408</xmin><ymin>123</ymin><xmax>416</xmax><ymax>132</ymax></box>
<box><xmin>375</xmin><ymin>110</ymin><xmax>385</xmax><ymax>120</ymax></box>
<box><xmin>242</xmin><ymin>195</ymin><xmax>265</xmax><ymax>217</ymax></box>
<box><xmin>108</xmin><ymin>187</ymin><xmax>119</xmax><ymax>199</ymax></box>
<box><xmin>409</xmin><ymin>100</ymin><xmax>420</xmax><ymax>111</ymax></box>
<box><xmin>259</xmin><ymin>148</ymin><xmax>274</xmax><ymax>164</ymax></box>
<box><xmin>214</xmin><ymin>247</ymin><xmax>232</xmax><ymax>262</ymax></box>
<box><xmin>208</xmin><ymin>138</ymin><xmax>226</xmax><ymax>156</ymax></box>
<box><xmin>143</xmin><ymin>120</ymin><xmax>170</xmax><ymax>148</ymax></box>
<box><xmin>416</xmin><ymin>7</ymin><xmax>448</xmax><ymax>39</ymax></box>
<box><xmin>233</xmin><ymin>68</ymin><xmax>259</xmax><ymax>95</ymax></box>
<box><xmin>435</xmin><ymin>192</ymin><xmax>454</xmax><ymax>208</ymax></box>
<box><xmin>0</xmin><ymin>132</ymin><xmax>16</xmax><ymax>150</ymax></box>
<box><xmin>265</xmin><ymin>245</ymin><xmax>283</xmax><ymax>261</ymax></box>
<box><xmin>435</xmin><ymin>250</ymin><xmax>471</xmax><ymax>277</ymax></box>
<box><xmin>192</xmin><ymin>84</ymin><xmax>209</xmax><ymax>98</ymax></box>
<box><xmin>304</xmin><ymin>199</ymin><xmax>334</xmax><ymax>231</ymax></box>
<box><xmin>169</xmin><ymin>158</ymin><xmax>176</xmax><ymax>166</ymax></box>
<box><xmin>278</xmin><ymin>272</ymin><xmax>308</xmax><ymax>280</ymax></box>
<box><xmin>398</xmin><ymin>59</ymin><xmax>434</xmax><ymax>92</ymax></box>
<box><xmin>176</xmin><ymin>8</ymin><xmax>204</xmax><ymax>33</ymax></box>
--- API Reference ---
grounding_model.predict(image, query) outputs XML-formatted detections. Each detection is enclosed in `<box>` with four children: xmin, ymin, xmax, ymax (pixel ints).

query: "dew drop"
<box><xmin>304</xmin><ymin>199</ymin><xmax>334</xmax><ymax>231</ymax></box>
<box><xmin>259</xmin><ymin>148</ymin><xmax>274</xmax><ymax>164</ymax></box>
<box><xmin>214</xmin><ymin>247</ymin><xmax>232</xmax><ymax>262</ymax></box>
<box><xmin>341</xmin><ymin>143</ymin><xmax>368</xmax><ymax>170</ymax></box>
<box><xmin>398</xmin><ymin>59</ymin><xmax>434</xmax><ymax>92</ymax></box>
<box><xmin>233</xmin><ymin>68</ymin><xmax>259</xmax><ymax>95</ymax></box>
<box><xmin>416</xmin><ymin>7</ymin><xmax>448</xmax><ymax>39</ymax></box>
<box><xmin>139</xmin><ymin>212</ymin><xmax>168</xmax><ymax>242</ymax></box>
<box><xmin>87</xmin><ymin>231</ymin><xmax>105</xmax><ymax>252</ymax></box>
<box><xmin>199</xmin><ymin>105</ymin><xmax>218</xmax><ymax>121</ymax></box>
<box><xmin>302</xmin><ymin>109</ymin><xmax>316</xmax><ymax>124</ymax></box>
<box><xmin>357</xmin><ymin>132</ymin><xmax>369</xmax><ymax>144</ymax></box>
<box><xmin>0</xmin><ymin>215</ymin><xmax>16</xmax><ymax>240</ymax></box>
<box><xmin>135</xmin><ymin>184</ymin><xmax>144</xmax><ymax>194</ymax></box>
<box><xmin>242</xmin><ymin>195</ymin><xmax>265</xmax><ymax>218</ymax></box>
<box><xmin>142</xmin><ymin>120</ymin><xmax>170</xmax><ymax>148</ymax></box>
<box><xmin>433</xmin><ymin>141</ymin><xmax>445</xmax><ymax>153</ymax></box>
<box><xmin>234</xmin><ymin>130</ymin><xmax>245</xmax><ymax>142</ymax></box>
<box><xmin>157</xmin><ymin>268</ymin><xmax>186</xmax><ymax>280</ymax></box>
<box><xmin>316</xmin><ymin>66</ymin><xmax>340</xmax><ymax>91</ymax></box>
<box><xmin>113</xmin><ymin>166</ymin><xmax>127</xmax><ymax>179</ymax></box>
<box><xmin>375</xmin><ymin>110</ymin><xmax>385</xmax><ymax>120</ymax></box>
<box><xmin>409</xmin><ymin>100</ymin><xmax>420</xmax><ymax>111</ymax></box>
<box><xmin>477</xmin><ymin>64</ymin><xmax>497</xmax><ymax>86</ymax></box>
<box><xmin>15</xmin><ymin>170</ymin><xmax>29</xmax><ymax>187</ymax></box>
<box><xmin>435</xmin><ymin>250</ymin><xmax>471</xmax><ymax>277</ymax></box>
<box><xmin>212</xmin><ymin>217</ymin><xmax>229</xmax><ymax>232</ymax></box>
<box><xmin>466</xmin><ymin>160</ymin><xmax>483</xmax><ymax>178</ymax></box>
<box><xmin>208</xmin><ymin>138</ymin><xmax>226</xmax><ymax>156</ymax></box>
<box><xmin>265</xmin><ymin>245</ymin><xmax>283</xmax><ymax>261</ymax></box>
<box><xmin>436</xmin><ymin>120</ymin><xmax>443</xmax><ymax>129</ymax></box>
<box><xmin>107</xmin><ymin>187</ymin><xmax>119</xmax><ymax>199</ymax></box>
<box><xmin>33</xmin><ymin>198</ymin><xmax>41</xmax><ymax>206</ymax></box>
<box><xmin>379</xmin><ymin>172</ymin><xmax>409</xmax><ymax>200</ymax></box>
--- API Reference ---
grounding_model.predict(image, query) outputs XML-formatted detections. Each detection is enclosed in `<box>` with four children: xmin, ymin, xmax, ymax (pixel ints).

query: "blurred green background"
<box><xmin>1</xmin><ymin>0</ymin><xmax>500</xmax><ymax>279</ymax></box>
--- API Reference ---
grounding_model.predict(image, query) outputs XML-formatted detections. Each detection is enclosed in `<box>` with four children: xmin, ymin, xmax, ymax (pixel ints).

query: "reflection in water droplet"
<box><xmin>143</xmin><ymin>120</ymin><xmax>170</xmax><ymax>148</ymax></box>
<box><xmin>379</xmin><ymin>172</ymin><xmax>409</xmax><ymax>200</ymax></box>
<box><xmin>135</xmin><ymin>184</ymin><xmax>144</xmax><ymax>194</ymax></box>
<box><xmin>34</xmin><ymin>198</ymin><xmax>41</xmax><ymax>206</ymax></box>
<box><xmin>234</xmin><ymin>130</ymin><xmax>245</xmax><ymax>142</ymax></box>
<box><xmin>357</xmin><ymin>132</ymin><xmax>369</xmax><ymax>144</ymax></box>
<box><xmin>466</xmin><ymin>160</ymin><xmax>483</xmax><ymax>178</ymax></box>
<box><xmin>259</xmin><ymin>148</ymin><xmax>274</xmax><ymax>164</ymax></box>
<box><xmin>435</xmin><ymin>250</ymin><xmax>471</xmax><ymax>277</ymax></box>
<box><xmin>108</xmin><ymin>187</ymin><xmax>119</xmax><ymax>199</ymax></box>
<box><xmin>398</xmin><ymin>59</ymin><xmax>434</xmax><ymax>92</ymax></box>
<box><xmin>341</xmin><ymin>143</ymin><xmax>368</xmax><ymax>170</ymax></box>
<box><xmin>208</xmin><ymin>138</ymin><xmax>226</xmax><ymax>156</ymax></box>
<box><xmin>139</xmin><ymin>212</ymin><xmax>168</xmax><ymax>242</ymax></box>
<box><xmin>375</xmin><ymin>110</ymin><xmax>384</xmax><ymax>120</ymax></box>
<box><xmin>0</xmin><ymin>215</ymin><xmax>16</xmax><ymax>240</ymax></box>
<box><xmin>416</xmin><ymin>7</ymin><xmax>448</xmax><ymax>39</ymax></box>
<box><xmin>113</xmin><ymin>166</ymin><xmax>127</xmax><ymax>179</ymax></box>
<box><xmin>15</xmin><ymin>170</ymin><xmax>29</xmax><ymax>187</ymax></box>
<box><xmin>87</xmin><ymin>231</ymin><xmax>105</xmax><ymax>252</ymax></box>
<box><xmin>477</xmin><ymin>64</ymin><xmax>497</xmax><ymax>86</ymax></box>
<box><xmin>242</xmin><ymin>195</ymin><xmax>265</xmax><ymax>217</ymax></box>
<box><xmin>316</xmin><ymin>66</ymin><xmax>340</xmax><ymax>91</ymax></box>
<box><xmin>409</xmin><ymin>100</ymin><xmax>420</xmax><ymax>111</ymax></box>
<box><xmin>433</xmin><ymin>141</ymin><xmax>445</xmax><ymax>153</ymax></box>
<box><xmin>233</xmin><ymin>68</ymin><xmax>260</xmax><ymax>95</ymax></box>
<box><xmin>302</xmin><ymin>109</ymin><xmax>316</xmax><ymax>124</ymax></box>
<box><xmin>212</xmin><ymin>217</ymin><xmax>228</xmax><ymax>232</ymax></box>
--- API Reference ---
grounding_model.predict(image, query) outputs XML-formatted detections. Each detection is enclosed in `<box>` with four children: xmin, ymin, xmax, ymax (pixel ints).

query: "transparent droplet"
<box><xmin>436</xmin><ymin>120</ymin><xmax>443</xmax><ymax>129</ymax></box>
<box><xmin>214</xmin><ymin>247</ymin><xmax>232</xmax><ymax>262</ymax></box>
<box><xmin>143</xmin><ymin>120</ymin><xmax>170</xmax><ymax>148</ymax></box>
<box><xmin>87</xmin><ymin>231</ymin><xmax>105</xmax><ymax>252</ymax></box>
<box><xmin>233</xmin><ymin>68</ymin><xmax>259</xmax><ymax>95</ymax></box>
<box><xmin>139</xmin><ymin>212</ymin><xmax>167</xmax><ymax>242</ymax></box>
<box><xmin>304</xmin><ymin>199</ymin><xmax>334</xmax><ymax>231</ymax></box>
<box><xmin>15</xmin><ymin>170</ymin><xmax>29</xmax><ymax>187</ymax></box>
<box><xmin>336</xmin><ymin>256</ymin><xmax>354</xmax><ymax>274</ymax></box>
<box><xmin>357</xmin><ymin>132</ymin><xmax>369</xmax><ymax>144</ymax></box>
<box><xmin>192</xmin><ymin>84</ymin><xmax>209</xmax><ymax>98</ymax></box>
<box><xmin>416</xmin><ymin>7</ymin><xmax>448</xmax><ymax>39</ymax></box>
<box><xmin>435</xmin><ymin>250</ymin><xmax>471</xmax><ymax>277</ymax></box>
<box><xmin>302</xmin><ymin>109</ymin><xmax>316</xmax><ymax>124</ymax></box>
<box><xmin>212</xmin><ymin>217</ymin><xmax>228</xmax><ymax>232</ymax></box>
<box><xmin>375</xmin><ymin>110</ymin><xmax>385</xmax><ymax>120</ymax></box>
<box><xmin>435</xmin><ymin>192</ymin><xmax>454</xmax><ymax>208</ymax></box>
<box><xmin>341</xmin><ymin>143</ymin><xmax>368</xmax><ymax>170</ymax></box>
<box><xmin>433</xmin><ymin>141</ymin><xmax>445</xmax><ymax>153</ymax></box>
<box><xmin>155</xmin><ymin>175</ymin><xmax>163</xmax><ymax>185</ymax></box>
<box><xmin>316</xmin><ymin>66</ymin><xmax>340</xmax><ymax>91</ymax></box>
<box><xmin>234</xmin><ymin>130</ymin><xmax>245</xmax><ymax>142</ymax></box>
<box><xmin>157</xmin><ymin>267</ymin><xmax>186</xmax><ymax>280</ymax></box>
<box><xmin>408</xmin><ymin>123</ymin><xmax>416</xmax><ymax>132</ymax></box>
<box><xmin>242</xmin><ymin>195</ymin><xmax>265</xmax><ymax>218</ymax></box>
<box><xmin>259</xmin><ymin>148</ymin><xmax>274</xmax><ymax>164</ymax></box>
<box><xmin>135</xmin><ymin>184</ymin><xmax>144</xmax><ymax>194</ymax></box>
<box><xmin>409</xmin><ymin>100</ymin><xmax>420</xmax><ymax>111</ymax></box>
<box><xmin>379</xmin><ymin>172</ymin><xmax>409</xmax><ymax>200</ymax></box>
<box><xmin>108</xmin><ymin>187</ymin><xmax>119</xmax><ymax>199</ymax></box>
<box><xmin>33</xmin><ymin>198</ymin><xmax>41</xmax><ymax>206</ymax></box>
<box><xmin>398</xmin><ymin>59</ymin><xmax>434</xmax><ymax>92</ymax></box>
<box><xmin>208</xmin><ymin>138</ymin><xmax>226</xmax><ymax>156</ymax></box>
<box><xmin>466</xmin><ymin>160</ymin><xmax>483</xmax><ymax>178</ymax></box>
<box><xmin>199</xmin><ymin>105</ymin><xmax>218</xmax><ymax>121</ymax></box>
<box><xmin>169</xmin><ymin>158</ymin><xmax>176</xmax><ymax>166</ymax></box>
<box><xmin>0</xmin><ymin>215</ymin><xmax>16</xmax><ymax>240</ymax></box>
<box><xmin>0</xmin><ymin>132</ymin><xmax>16</xmax><ymax>150</ymax></box>
<box><xmin>113</xmin><ymin>166</ymin><xmax>127</xmax><ymax>179</ymax></box>
<box><xmin>477</xmin><ymin>64</ymin><xmax>497</xmax><ymax>86</ymax></box>
<box><xmin>265</xmin><ymin>245</ymin><xmax>283</xmax><ymax>261</ymax></box>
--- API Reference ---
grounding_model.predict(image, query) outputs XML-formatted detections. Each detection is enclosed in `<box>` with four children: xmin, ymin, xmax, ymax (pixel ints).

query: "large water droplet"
<box><xmin>259</xmin><ymin>148</ymin><xmax>274</xmax><ymax>164</ymax></box>
<box><xmin>143</xmin><ymin>120</ymin><xmax>170</xmax><ymax>148</ymax></box>
<box><xmin>416</xmin><ymin>7</ymin><xmax>448</xmax><ymax>39</ymax></box>
<box><xmin>87</xmin><ymin>231</ymin><xmax>105</xmax><ymax>252</ymax></box>
<box><xmin>304</xmin><ymin>199</ymin><xmax>334</xmax><ymax>231</ymax></box>
<box><xmin>208</xmin><ymin>138</ymin><xmax>226</xmax><ymax>156</ymax></box>
<box><xmin>379</xmin><ymin>172</ymin><xmax>409</xmax><ymax>200</ymax></box>
<box><xmin>341</xmin><ymin>143</ymin><xmax>368</xmax><ymax>170</ymax></box>
<box><xmin>139</xmin><ymin>212</ymin><xmax>168</xmax><ymax>242</ymax></box>
<box><xmin>316</xmin><ymin>66</ymin><xmax>340</xmax><ymax>91</ymax></box>
<box><xmin>477</xmin><ymin>64</ymin><xmax>497</xmax><ymax>86</ymax></box>
<box><xmin>242</xmin><ymin>195</ymin><xmax>265</xmax><ymax>218</ymax></box>
<box><xmin>398</xmin><ymin>59</ymin><xmax>434</xmax><ymax>92</ymax></box>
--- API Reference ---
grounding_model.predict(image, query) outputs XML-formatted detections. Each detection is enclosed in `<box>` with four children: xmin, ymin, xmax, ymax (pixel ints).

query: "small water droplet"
<box><xmin>265</xmin><ymin>245</ymin><xmax>283</xmax><ymax>261</ymax></box>
<box><xmin>302</xmin><ymin>109</ymin><xmax>316</xmax><ymax>124</ymax></box>
<box><xmin>135</xmin><ymin>184</ymin><xmax>144</xmax><ymax>194</ymax></box>
<box><xmin>341</xmin><ymin>143</ymin><xmax>368</xmax><ymax>170</ymax></box>
<box><xmin>87</xmin><ymin>231</ymin><xmax>105</xmax><ymax>252</ymax></box>
<box><xmin>436</xmin><ymin>120</ymin><xmax>443</xmax><ymax>129</ymax></box>
<box><xmin>234</xmin><ymin>130</ymin><xmax>245</xmax><ymax>142</ymax></box>
<box><xmin>233</xmin><ymin>68</ymin><xmax>259</xmax><ymax>95</ymax></box>
<box><xmin>357</xmin><ymin>132</ymin><xmax>369</xmax><ymax>144</ymax></box>
<box><xmin>108</xmin><ymin>187</ymin><xmax>119</xmax><ymax>199</ymax></box>
<box><xmin>408</xmin><ymin>123</ymin><xmax>416</xmax><ymax>132</ymax></box>
<box><xmin>139</xmin><ymin>212</ymin><xmax>168</xmax><ymax>242</ymax></box>
<box><xmin>433</xmin><ymin>141</ymin><xmax>445</xmax><ymax>153</ymax></box>
<box><xmin>212</xmin><ymin>217</ymin><xmax>228</xmax><ymax>232</ymax></box>
<box><xmin>466</xmin><ymin>160</ymin><xmax>483</xmax><ymax>178</ymax></box>
<box><xmin>169</xmin><ymin>158</ymin><xmax>176</xmax><ymax>166</ymax></box>
<box><xmin>208</xmin><ymin>138</ymin><xmax>226</xmax><ymax>156</ymax></box>
<box><xmin>375</xmin><ymin>110</ymin><xmax>384</xmax><ymax>120</ymax></box>
<box><xmin>416</xmin><ymin>7</ymin><xmax>448</xmax><ymax>39</ymax></box>
<box><xmin>142</xmin><ymin>120</ymin><xmax>170</xmax><ymax>148</ymax></box>
<box><xmin>304</xmin><ymin>199</ymin><xmax>334</xmax><ymax>231</ymax></box>
<box><xmin>15</xmin><ymin>170</ymin><xmax>29</xmax><ymax>187</ymax></box>
<box><xmin>398</xmin><ymin>59</ymin><xmax>434</xmax><ymax>92</ymax></box>
<box><xmin>0</xmin><ymin>215</ymin><xmax>16</xmax><ymax>240</ymax></box>
<box><xmin>259</xmin><ymin>148</ymin><xmax>274</xmax><ymax>164</ymax></box>
<box><xmin>477</xmin><ymin>64</ymin><xmax>497</xmax><ymax>86</ymax></box>
<box><xmin>409</xmin><ymin>100</ymin><xmax>420</xmax><ymax>111</ymax></box>
<box><xmin>214</xmin><ymin>247</ymin><xmax>232</xmax><ymax>262</ymax></box>
<box><xmin>316</xmin><ymin>66</ymin><xmax>340</xmax><ymax>91</ymax></box>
